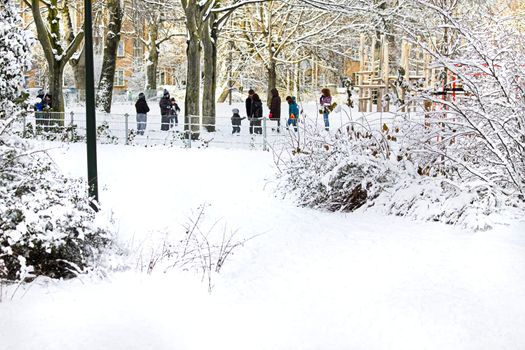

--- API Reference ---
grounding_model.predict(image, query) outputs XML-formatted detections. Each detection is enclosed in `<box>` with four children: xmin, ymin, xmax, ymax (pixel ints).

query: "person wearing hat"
<box><xmin>135</xmin><ymin>92</ymin><xmax>150</xmax><ymax>135</ymax></box>
<box><xmin>231</xmin><ymin>108</ymin><xmax>245</xmax><ymax>134</ymax></box>
<box><xmin>159</xmin><ymin>89</ymin><xmax>172</xmax><ymax>131</ymax></box>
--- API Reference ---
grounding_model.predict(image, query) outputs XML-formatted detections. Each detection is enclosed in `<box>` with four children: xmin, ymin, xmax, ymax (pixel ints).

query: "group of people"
<box><xmin>34</xmin><ymin>90</ymin><xmax>53</xmax><ymax>130</ymax></box>
<box><xmin>133</xmin><ymin>87</ymin><xmax>335</xmax><ymax>136</ymax></box>
<box><xmin>231</xmin><ymin>87</ymin><xmax>334</xmax><ymax>134</ymax></box>
<box><xmin>233</xmin><ymin>88</ymin><xmax>297</xmax><ymax>134</ymax></box>
<box><xmin>134</xmin><ymin>89</ymin><xmax>180</xmax><ymax>135</ymax></box>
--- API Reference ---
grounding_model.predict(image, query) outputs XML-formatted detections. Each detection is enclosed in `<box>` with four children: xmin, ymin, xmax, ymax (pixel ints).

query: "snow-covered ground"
<box><xmin>1</xmin><ymin>142</ymin><xmax>524</xmax><ymax>350</ymax></box>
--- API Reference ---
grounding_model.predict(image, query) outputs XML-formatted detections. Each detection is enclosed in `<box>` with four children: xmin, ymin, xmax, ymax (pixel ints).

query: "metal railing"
<box><xmin>13</xmin><ymin>105</ymin><xmax>413</xmax><ymax>150</ymax></box>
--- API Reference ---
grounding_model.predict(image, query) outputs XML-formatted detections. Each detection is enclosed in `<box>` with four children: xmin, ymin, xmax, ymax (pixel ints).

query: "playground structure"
<box><xmin>354</xmin><ymin>34</ymin><xmax>443</xmax><ymax>112</ymax></box>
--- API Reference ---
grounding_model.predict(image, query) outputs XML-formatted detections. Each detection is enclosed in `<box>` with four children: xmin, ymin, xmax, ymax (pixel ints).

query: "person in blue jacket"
<box><xmin>285</xmin><ymin>96</ymin><xmax>300</xmax><ymax>132</ymax></box>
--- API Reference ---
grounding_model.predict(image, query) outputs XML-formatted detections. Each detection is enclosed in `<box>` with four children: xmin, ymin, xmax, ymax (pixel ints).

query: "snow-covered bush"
<box><xmin>0</xmin><ymin>0</ymin><xmax>33</xmax><ymax>120</ymax></box>
<box><xmin>278</xmin><ymin>3</ymin><xmax>524</xmax><ymax>230</ymax></box>
<box><xmin>0</xmin><ymin>149</ymin><xmax>113</xmax><ymax>280</ymax></box>
<box><xmin>400</xmin><ymin>2</ymin><xmax>525</xmax><ymax>199</ymax></box>
<box><xmin>278</xmin><ymin>131</ymin><xmax>398</xmax><ymax>211</ymax></box>
<box><xmin>277</xmin><ymin>121</ymin><xmax>521</xmax><ymax>230</ymax></box>
<box><xmin>0</xmin><ymin>0</ymin><xmax>112</xmax><ymax>281</ymax></box>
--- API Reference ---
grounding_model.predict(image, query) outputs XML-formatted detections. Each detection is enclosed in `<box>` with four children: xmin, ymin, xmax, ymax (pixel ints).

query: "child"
<box><xmin>231</xmin><ymin>108</ymin><xmax>245</xmax><ymax>134</ymax></box>
<box><xmin>169</xmin><ymin>97</ymin><xmax>181</xmax><ymax>128</ymax></box>
<box><xmin>286</xmin><ymin>96</ymin><xmax>300</xmax><ymax>132</ymax></box>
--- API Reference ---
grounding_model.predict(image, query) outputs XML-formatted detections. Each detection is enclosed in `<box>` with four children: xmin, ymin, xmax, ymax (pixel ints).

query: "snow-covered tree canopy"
<box><xmin>0</xmin><ymin>0</ymin><xmax>33</xmax><ymax>120</ymax></box>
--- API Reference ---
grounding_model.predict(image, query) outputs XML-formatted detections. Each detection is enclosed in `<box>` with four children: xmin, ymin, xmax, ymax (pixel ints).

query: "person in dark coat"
<box><xmin>269</xmin><ymin>88</ymin><xmax>281</xmax><ymax>132</ymax></box>
<box><xmin>245</xmin><ymin>89</ymin><xmax>255</xmax><ymax>121</ymax></box>
<box><xmin>135</xmin><ymin>92</ymin><xmax>150</xmax><ymax>135</ymax></box>
<box><xmin>169</xmin><ymin>97</ymin><xmax>181</xmax><ymax>128</ymax></box>
<box><xmin>245</xmin><ymin>89</ymin><xmax>258</xmax><ymax>134</ymax></box>
<box><xmin>159</xmin><ymin>89</ymin><xmax>172</xmax><ymax>131</ymax></box>
<box><xmin>231</xmin><ymin>108</ymin><xmax>245</xmax><ymax>134</ymax></box>
<box><xmin>251</xmin><ymin>93</ymin><xmax>263</xmax><ymax>134</ymax></box>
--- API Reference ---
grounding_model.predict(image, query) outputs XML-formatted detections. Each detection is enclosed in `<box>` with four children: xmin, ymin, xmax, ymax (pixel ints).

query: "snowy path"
<box><xmin>1</xmin><ymin>143</ymin><xmax>524</xmax><ymax>350</ymax></box>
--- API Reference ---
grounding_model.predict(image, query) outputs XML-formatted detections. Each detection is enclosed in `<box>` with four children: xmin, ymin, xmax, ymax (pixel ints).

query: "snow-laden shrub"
<box><xmin>279</xmin><ymin>139</ymin><xmax>398</xmax><ymax>212</ymax></box>
<box><xmin>0</xmin><ymin>141</ymin><xmax>113</xmax><ymax>280</ymax></box>
<box><xmin>0</xmin><ymin>0</ymin><xmax>33</xmax><ymax>119</ymax></box>
<box><xmin>278</xmin><ymin>126</ymin><xmax>398</xmax><ymax>209</ymax></box>
<box><xmin>0</xmin><ymin>0</ymin><xmax>112</xmax><ymax>281</ymax></box>
<box><xmin>400</xmin><ymin>2</ymin><xmax>525</xmax><ymax>198</ymax></box>
<box><xmin>370</xmin><ymin>177</ymin><xmax>517</xmax><ymax>231</ymax></box>
<box><xmin>277</xmin><ymin>125</ymin><xmax>521</xmax><ymax>230</ymax></box>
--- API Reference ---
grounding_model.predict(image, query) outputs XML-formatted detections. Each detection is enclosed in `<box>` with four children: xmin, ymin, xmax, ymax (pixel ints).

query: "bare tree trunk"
<box><xmin>146</xmin><ymin>22</ymin><xmax>159</xmax><ymax>95</ymax></box>
<box><xmin>71</xmin><ymin>51</ymin><xmax>85</xmax><ymax>91</ymax></box>
<box><xmin>49</xmin><ymin>65</ymin><xmax>65</xmax><ymax>120</ymax></box>
<box><xmin>267</xmin><ymin>59</ymin><xmax>277</xmax><ymax>104</ymax></box>
<box><xmin>30</xmin><ymin>0</ymin><xmax>84</xmax><ymax>113</ymax></box>
<box><xmin>96</xmin><ymin>0</ymin><xmax>123</xmax><ymax>113</ymax></box>
<box><xmin>202</xmin><ymin>15</ymin><xmax>217</xmax><ymax>132</ymax></box>
<box><xmin>63</xmin><ymin>3</ymin><xmax>85</xmax><ymax>93</ymax></box>
<box><xmin>183</xmin><ymin>3</ymin><xmax>201</xmax><ymax>137</ymax></box>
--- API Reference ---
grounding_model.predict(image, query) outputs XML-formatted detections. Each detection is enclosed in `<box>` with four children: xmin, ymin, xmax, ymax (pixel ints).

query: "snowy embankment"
<box><xmin>1</xmin><ymin>143</ymin><xmax>524</xmax><ymax>350</ymax></box>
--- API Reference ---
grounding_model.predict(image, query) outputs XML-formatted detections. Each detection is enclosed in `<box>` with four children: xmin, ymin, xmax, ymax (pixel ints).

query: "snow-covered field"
<box><xmin>1</xmin><ymin>142</ymin><xmax>524</xmax><ymax>350</ymax></box>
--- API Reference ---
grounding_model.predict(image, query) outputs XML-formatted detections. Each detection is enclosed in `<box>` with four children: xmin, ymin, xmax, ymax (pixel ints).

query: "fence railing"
<box><xmin>13</xmin><ymin>106</ymin><xmax>411</xmax><ymax>150</ymax></box>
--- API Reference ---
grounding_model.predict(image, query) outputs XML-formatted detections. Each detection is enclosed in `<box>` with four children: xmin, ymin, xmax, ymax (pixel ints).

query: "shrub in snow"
<box><xmin>0</xmin><ymin>0</ymin><xmax>33</xmax><ymax>120</ymax></box>
<box><xmin>278</xmin><ymin>133</ymin><xmax>398</xmax><ymax>211</ymax></box>
<box><xmin>0</xmin><ymin>149</ymin><xmax>113</xmax><ymax>280</ymax></box>
<box><xmin>0</xmin><ymin>0</ymin><xmax>112</xmax><ymax>281</ymax></box>
<box><xmin>277</xmin><ymin>123</ymin><xmax>522</xmax><ymax>230</ymax></box>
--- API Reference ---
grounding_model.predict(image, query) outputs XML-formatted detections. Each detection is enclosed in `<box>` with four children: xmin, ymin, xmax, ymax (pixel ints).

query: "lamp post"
<box><xmin>84</xmin><ymin>0</ymin><xmax>99</xmax><ymax>210</ymax></box>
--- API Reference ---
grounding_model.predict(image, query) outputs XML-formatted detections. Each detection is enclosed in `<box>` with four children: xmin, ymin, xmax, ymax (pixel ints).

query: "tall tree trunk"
<box><xmin>202</xmin><ymin>15</ymin><xmax>217</xmax><ymax>132</ymax></box>
<box><xmin>183</xmin><ymin>3</ymin><xmax>201</xmax><ymax>137</ymax></box>
<box><xmin>96</xmin><ymin>0</ymin><xmax>123</xmax><ymax>113</ymax></box>
<box><xmin>71</xmin><ymin>50</ymin><xmax>85</xmax><ymax>101</ymax></box>
<box><xmin>146</xmin><ymin>22</ymin><xmax>159</xmax><ymax>96</ymax></box>
<box><xmin>267</xmin><ymin>59</ymin><xmax>276</xmax><ymax>105</ymax></box>
<box><xmin>49</xmin><ymin>65</ymin><xmax>65</xmax><ymax>119</ymax></box>
<box><xmin>63</xmin><ymin>3</ymin><xmax>85</xmax><ymax>94</ymax></box>
<box><xmin>185</xmin><ymin>37</ymin><xmax>201</xmax><ymax>136</ymax></box>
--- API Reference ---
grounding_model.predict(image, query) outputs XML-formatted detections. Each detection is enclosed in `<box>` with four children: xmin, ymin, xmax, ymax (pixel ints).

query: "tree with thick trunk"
<box><xmin>145</xmin><ymin>21</ymin><xmax>159</xmax><ymax>93</ymax></box>
<box><xmin>96</xmin><ymin>0</ymin><xmax>123</xmax><ymax>112</ymax></box>
<box><xmin>30</xmin><ymin>0</ymin><xmax>84</xmax><ymax>114</ymax></box>
<box><xmin>62</xmin><ymin>3</ymin><xmax>85</xmax><ymax>92</ymax></box>
<box><xmin>182</xmin><ymin>0</ymin><xmax>268</xmax><ymax>134</ymax></box>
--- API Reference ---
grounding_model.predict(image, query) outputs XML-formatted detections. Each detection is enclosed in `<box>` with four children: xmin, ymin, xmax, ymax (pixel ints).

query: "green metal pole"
<box><xmin>84</xmin><ymin>0</ymin><xmax>99</xmax><ymax>210</ymax></box>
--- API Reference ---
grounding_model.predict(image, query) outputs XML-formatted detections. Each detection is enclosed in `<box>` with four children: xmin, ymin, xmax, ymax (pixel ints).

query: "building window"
<box><xmin>133</xmin><ymin>38</ymin><xmax>143</xmax><ymax>59</ymax></box>
<box><xmin>117</xmin><ymin>41</ymin><xmax>125</xmax><ymax>57</ymax></box>
<box><xmin>114</xmin><ymin>69</ymin><xmax>125</xmax><ymax>86</ymax></box>
<box><xmin>159</xmin><ymin>72</ymin><xmax>165</xmax><ymax>85</ymax></box>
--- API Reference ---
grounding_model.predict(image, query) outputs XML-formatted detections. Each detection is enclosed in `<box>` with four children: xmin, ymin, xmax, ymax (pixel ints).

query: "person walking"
<box><xmin>135</xmin><ymin>92</ymin><xmax>150</xmax><ymax>135</ymax></box>
<box><xmin>286</xmin><ymin>96</ymin><xmax>300</xmax><ymax>132</ymax></box>
<box><xmin>159</xmin><ymin>89</ymin><xmax>172</xmax><ymax>131</ymax></box>
<box><xmin>320</xmin><ymin>88</ymin><xmax>333</xmax><ymax>131</ymax></box>
<box><xmin>245</xmin><ymin>89</ymin><xmax>256</xmax><ymax>134</ymax></box>
<box><xmin>251</xmin><ymin>93</ymin><xmax>263</xmax><ymax>134</ymax></box>
<box><xmin>269</xmin><ymin>88</ymin><xmax>281</xmax><ymax>132</ymax></box>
